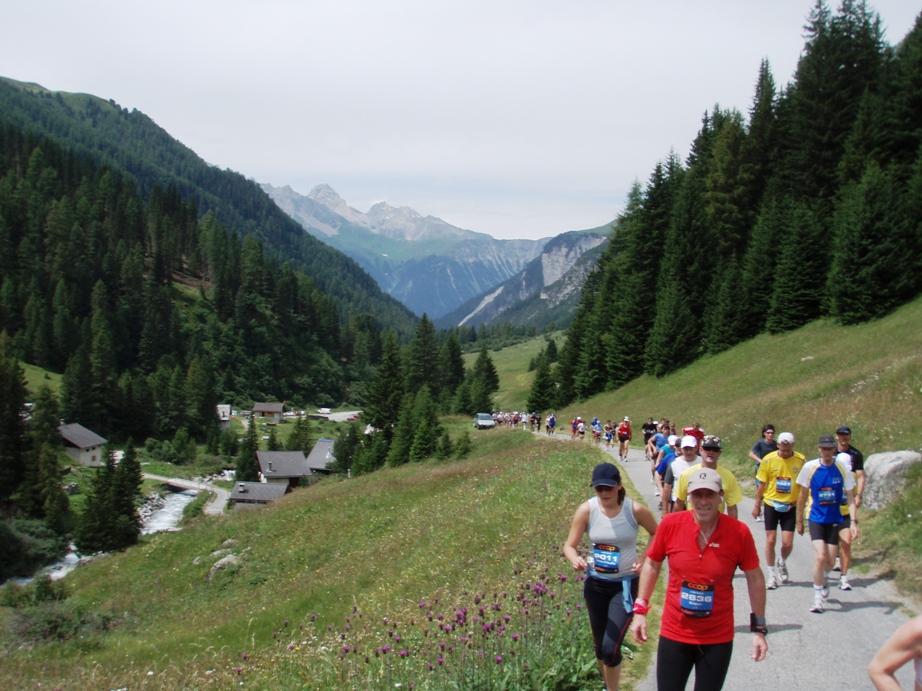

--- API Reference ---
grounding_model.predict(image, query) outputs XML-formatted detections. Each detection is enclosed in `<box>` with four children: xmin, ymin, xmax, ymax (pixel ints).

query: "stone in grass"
<box><xmin>863</xmin><ymin>451</ymin><xmax>922</xmax><ymax>512</ymax></box>
<box><xmin>208</xmin><ymin>554</ymin><xmax>242</xmax><ymax>579</ymax></box>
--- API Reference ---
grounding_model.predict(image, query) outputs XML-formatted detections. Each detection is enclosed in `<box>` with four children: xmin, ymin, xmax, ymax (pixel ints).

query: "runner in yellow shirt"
<box><xmin>674</xmin><ymin>435</ymin><xmax>742</xmax><ymax>518</ymax></box>
<box><xmin>752</xmin><ymin>432</ymin><xmax>806</xmax><ymax>589</ymax></box>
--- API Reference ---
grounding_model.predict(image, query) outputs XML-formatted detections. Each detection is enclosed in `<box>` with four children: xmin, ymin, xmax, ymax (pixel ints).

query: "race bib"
<box><xmin>775</xmin><ymin>477</ymin><xmax>792</xmax><ymax>494</ymax></box>
<box><xmin>680</xmin><ymin>581</ymin><xmax>714</xmax><ymax>618</ymax></box>
<box><xmin>592</xmin><ymin>543</ymin><xmax>620</xmax><ymax>574</ymax></box>
<box><xmin>818</xmin><ymin>486</ymin><xmax>837</xmax><ymax>505</ymax></box>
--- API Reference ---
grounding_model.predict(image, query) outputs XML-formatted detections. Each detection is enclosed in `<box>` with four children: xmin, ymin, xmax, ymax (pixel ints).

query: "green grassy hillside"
<box><xmin>4</xmin><ymin>297</ymin><xmax>921</xmax><ymax>689</ymax></box>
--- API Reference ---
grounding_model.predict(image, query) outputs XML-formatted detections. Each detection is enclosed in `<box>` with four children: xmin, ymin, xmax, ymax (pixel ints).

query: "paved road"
<box><xmin>143</xmin><ymin>473</ymin><xmax>229</xmax><ymax>515</ymax></box>
<box><xmin>537</xmin><ymin>433</ymin><xmax>917</xmax><ymax>689</ymax></box>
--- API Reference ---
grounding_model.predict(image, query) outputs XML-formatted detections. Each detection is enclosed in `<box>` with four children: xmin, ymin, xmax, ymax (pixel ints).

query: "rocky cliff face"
<box><xmin>435</xmin><ymin>229</ymin><xmax>610</xmax><ymax>329</ymax></box>
<box><xmin>262</xmin><ymin>183</ymin><xmax>547</xmax><ymax>318</ymax></box>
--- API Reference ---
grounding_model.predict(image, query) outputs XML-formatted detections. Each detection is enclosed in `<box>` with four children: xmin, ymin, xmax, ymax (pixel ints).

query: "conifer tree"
<box><xmin>0</xmin><ymin>334</ymin><xmax>28</xmax><ymax>500</ymax></box>
<box><xmin>828</xmin><ymin>162</ymin><xmax>921</xmax><ymax>323</ymax></box>
<box><xmin>469</xmin><ymin>345</ymin><xmax>499</xmax><ymax>411</ymax></box>
<box><xmin>767</xmin><ymin>203</ymin><xmax>828</xmax><ymax>333</ymax></box>
<box><xmin>408</xmin><ymin>386</ymin><xmax>442</xmax><ymax>463</ymax></box>
<box><xmin>266</xmin><ymin>425</ymin><xmax>281</xmax><ymax>451</ymax></box>
<box><xmin>285</xmin><ymin>415</ymin><xmax>314</xmax><ymax>455</ymax></box>
<box><xmin>526</xmin><ymin>358</ymin><xmax>556</xmax><ymax>414</ymax></box>
<box><xmin>110</xmin><ymin>441</ymin><xmax>143</xmax><ymax>549</ymax></box>
<box><xmin>386</xmin><ymin>398</ymin><xmax>415</xmax><ymax>467</ymax></box>
<box><xmin>236</xmin><ymin>418</ymin><xmax>260</xmax><ymax>482</ymax></box>
<box><xmin>75</xmin><ymin>450</ymin><xmax>117</xmax><ymax>553</ymax></box>
<box><xmin>405</xmin><ymin>314</ymin><xmax>440</xmax><ymax>397</ymax></box>
<box><xmin>364</xmin><ymin>332</ymin><xmax>403</xmax><ymax>436</ymax></box>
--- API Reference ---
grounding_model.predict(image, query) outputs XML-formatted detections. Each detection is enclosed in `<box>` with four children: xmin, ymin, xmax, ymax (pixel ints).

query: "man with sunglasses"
<box><xmin>674</xmin><ymin>435</ymin><xmax>742</xmax><ymax>519</ymax></box>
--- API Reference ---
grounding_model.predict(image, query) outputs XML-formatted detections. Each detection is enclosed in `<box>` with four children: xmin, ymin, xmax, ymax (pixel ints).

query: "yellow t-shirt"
<box><xmin>756</xmin><ymin>451</ymin><xmax>806</xmax><ymax>505</ymax></box>
<box><xmin>676</xmin><ymin>463</ymin><xmax>743</xmax><ymax>513</ymax></box>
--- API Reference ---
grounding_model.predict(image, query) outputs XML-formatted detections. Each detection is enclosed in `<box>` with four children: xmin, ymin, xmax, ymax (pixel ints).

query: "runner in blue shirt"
<box><xmin>795</xmin><ymin>434</ymin><xmax>858</xmax><ymax>613</ymax></box>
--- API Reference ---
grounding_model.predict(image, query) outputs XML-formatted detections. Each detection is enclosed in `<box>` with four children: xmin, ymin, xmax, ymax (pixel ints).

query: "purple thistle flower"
<box><xmin>284</xmin><ymin>620</ymin><xmax>289</xmax><ymax>627</ymax></box>
<box><xmin>327</xmin><ymin>625</ymin><xmax>332</xmax><ymax>631</ymax></box>
<box><xmin>512</xmin><ymin>634</ymin><xmax>519</xmax><ymax>641</ymax></box>
<box><xmin>495</xmin><ymin>655</ymin><xmax>503</xmax><ymax>664</ymax></box>
<box><xmin>310</xmin><ymin>614</ymin><xmax>317</xmax><ymax>621</ymax></box>
<box><xmin>381</xmin><ymin>645</ymin><xmax>391</xmax><ymax>654</ymax></box>
<box><xmin>399</xmin><ymin>649</ymin><xmax>409</xmax><ymax>657</ymax></box>
<box><xmin>242</xmin><ymin>653</ymin><xmax>248</xmax><ymax>660</ymax></box>
<box><xmin>419</xmin><ymin>601</ymin><xmax>426</xmax><ymax>608</ymax></box>
<box><xmin>343</xmin><ymin>646</ymin><xmax>351</xmax><ymax>653</ymax></box>
<box><xmin>288</xmin><ymin>644</ymin><xmax>295</xmax><ymax>650</ymax></box>
<box><xmin>437</xmin><ymin>656</ymin><xmax>445</xmax><ymax>665</ymax></box>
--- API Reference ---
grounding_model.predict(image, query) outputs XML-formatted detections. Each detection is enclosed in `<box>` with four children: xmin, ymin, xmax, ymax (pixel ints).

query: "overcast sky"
<box><xmin>2</xmin><ymin>1</ymin><xmax>919</xmax><ymax>240</ymax></box>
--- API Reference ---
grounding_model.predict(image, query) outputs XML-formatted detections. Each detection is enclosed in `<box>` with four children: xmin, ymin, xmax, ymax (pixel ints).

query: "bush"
<box><xmin>0</xmin><ymin>519</ymin><xmax>69</xmax><ymax>580</ymax></box>
<box><xmin>9</xmin><ymin>600</ymin><xmax>115</xmax><ymax>643</ymax></box>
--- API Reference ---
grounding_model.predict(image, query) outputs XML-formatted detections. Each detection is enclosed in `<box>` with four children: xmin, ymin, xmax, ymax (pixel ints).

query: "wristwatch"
<box><xmin>750</xmin><ymin>613</ymin><xmax>768</xmax><ymax>635</ymax></box>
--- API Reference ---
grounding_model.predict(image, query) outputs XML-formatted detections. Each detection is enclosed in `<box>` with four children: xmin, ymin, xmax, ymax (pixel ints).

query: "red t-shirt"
<box><xmin>682</xmin><ymin>426</ymin><xmax>705</xmax><ymax>443</ymax></box>
<box><xmin>646</xmin><ymin>511</ymin><xmax>759</xmax><ymax>645</ymax></box>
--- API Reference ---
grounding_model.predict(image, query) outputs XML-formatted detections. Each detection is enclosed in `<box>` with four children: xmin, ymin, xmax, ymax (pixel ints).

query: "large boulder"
<box><xmin>208</xmin><ymin>554</ymin><xmax>242</xmax><ymax>580</ymax></box>
<box><xmin>863</xmin><ymin>450</ymin><xmax>922</xmax><ymax>511</ymax></box>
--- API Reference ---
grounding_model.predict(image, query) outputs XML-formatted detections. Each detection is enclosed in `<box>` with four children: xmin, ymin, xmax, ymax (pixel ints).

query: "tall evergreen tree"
<box><xmin>526</xmin><ymin>358</ymin><xmax>556</xmax><ymax>414</ymax></box>
<box><xmin>285</xmin><ymin>415</ymin><xmax>314</xmax><ymax>455</ymax></box>
<box><xmin>236</xmin><ymin>418</ymin><xmax>260</xmax><ymax>482</ymax></box>
<box><xmin>828</xmin><ymin>162</ymin><xmax>921</xmax><ymax>323</ymax></box>
<box><xmin>404</xmin><ymin>314</ymin><xmax>440</xmax><ymax>397</ymax></box>
<box><xmin>110</xmin><ymin>440</ymin><xmax>143</xmax><ymax>549</ymax></box>
<box><xmin>0</xmin><ymin>333</ymin><xmax>27</xmax><ymax>500</ymax></box>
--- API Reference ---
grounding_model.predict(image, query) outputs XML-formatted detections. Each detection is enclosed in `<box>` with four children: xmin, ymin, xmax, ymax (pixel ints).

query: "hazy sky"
<box><xmin>1</xmin><ymin>1</ymin><xmax>919</xmax><ymax>240</ymax></box>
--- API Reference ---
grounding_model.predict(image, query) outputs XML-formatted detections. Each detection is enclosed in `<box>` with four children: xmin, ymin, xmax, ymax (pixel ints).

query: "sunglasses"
<box><xmin>594</xmin><ymin>485</ymin><xmax>616</xmax><ymax>493</ymax></box>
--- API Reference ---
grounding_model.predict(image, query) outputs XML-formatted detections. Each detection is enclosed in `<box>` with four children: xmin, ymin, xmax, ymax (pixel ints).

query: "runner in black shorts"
<box><xmin>753</xmin><ymin>432</ymin><xmax>806</xmax><ymax>589</ymax></box>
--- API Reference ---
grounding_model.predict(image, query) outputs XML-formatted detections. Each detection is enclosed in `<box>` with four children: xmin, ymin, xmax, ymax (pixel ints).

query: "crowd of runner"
<box><xmin>552</xmin><ymin>415</ymin><xmax>881</xmax><ymax>690</ymax></box>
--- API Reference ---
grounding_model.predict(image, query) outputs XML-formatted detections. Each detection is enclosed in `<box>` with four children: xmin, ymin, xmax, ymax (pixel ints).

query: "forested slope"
<box><xmin>0</xmin><ymin>77</ymin><xmax>416</xmax><ymax>336</ymax></box>
<box><xmin>555</xmin><ymin>3</ymin><xmax>922</xmax><ymax>406</ymax></box>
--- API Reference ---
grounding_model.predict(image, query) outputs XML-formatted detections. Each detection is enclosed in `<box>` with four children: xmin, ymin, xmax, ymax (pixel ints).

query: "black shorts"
<box><xmin>838</xmin><ymin>515</ymin><xmax>851</xmax><ymax>531</ymax></box>
<box><xmin>763</xmin><ymin>503</ymin><xmax>796</xmax><ymax>532</ymax></box>
<box><xmin>809</xmin><ymin>520</ymin><xmax>841</xmax><ymax>545</ymax></box>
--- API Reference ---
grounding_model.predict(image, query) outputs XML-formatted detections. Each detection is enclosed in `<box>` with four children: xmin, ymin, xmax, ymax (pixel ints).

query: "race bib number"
<box><xmin>775</xmin><ymin>477</ymin><xmax>792</xmax><ymax>494</ymax></box>
<box><xmin>680</xmin><ymin>581</ymin><xmax>714</xmax><ymax>618</ymax></box>
<box><xmin>818</xmin><ymin>486</ymin><xmax>837</xmax><ymax>505</ymax></box>
<box><xmin>592</xmin><ymin>543</ymin><xmax>620</xmax><ymax>574</ymax></box>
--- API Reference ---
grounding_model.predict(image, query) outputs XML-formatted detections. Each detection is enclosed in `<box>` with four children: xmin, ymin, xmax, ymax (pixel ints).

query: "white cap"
<box><xmin>667</xmin><ymin>434</ymin><xmax>678</xmax><ymax>446</ymax></box>
<box><xmin>777</xmin><ymin>432</ymin><xmax>795</xmax><ymax>444</ymax></box>
<box><xmin>836</xmin><ymin>452</ymin><xmax>853</xmax><ymax>471</ymax></box>
<box><xmin>680</xmin><ymin>435</ymin><xmax>698</xmax><ymax>448</ymax></box>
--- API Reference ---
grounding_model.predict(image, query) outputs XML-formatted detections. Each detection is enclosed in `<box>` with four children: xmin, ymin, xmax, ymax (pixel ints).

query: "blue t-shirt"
<box><xmin>651</xmin><ymin>433</ymin><xmax>667</xmax><ymax>449</ymax></box>
<box><xmin>804</xmin><ymin>462</ymin><xmax>850</xmax><ymax>524</ymax></box>
<box><xmin>656</xmin><ymin>451</ymin><xmax>676</xmax><ymax>477</ymax></box>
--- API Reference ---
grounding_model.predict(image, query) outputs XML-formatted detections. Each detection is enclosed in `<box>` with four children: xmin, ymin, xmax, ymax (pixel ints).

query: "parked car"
<box><xmin>473</xmin><ymin>413</ymin><xmax>496</xmax><ymax>429</ymax></box>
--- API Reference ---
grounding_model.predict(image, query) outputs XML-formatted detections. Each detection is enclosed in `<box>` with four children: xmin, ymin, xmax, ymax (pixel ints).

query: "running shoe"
<box><xmin>821</xmin><ymin>573</ymin><xmax>829</xmax><ymax>599</ymax></box>
<box><xmin>755</xmin><ymin>514</ymin><xmax>763</xmax><ymax>522</ymax></box>
<box><xmin>654</xmin><ymin>488</ymin><xmax>661</xmax><ymax>497</ymax></box>
<box><xmin>776</xmin><ymin>558</ymin><xmax>788</xmax><ymax>583</ymax></box>
<box><xmin>766</xmin><ymin>573</ymin><xmax>778</xmax><ymax>590</ymax></box>
<box><xmin>833</xmin><ymin>557</ymin><xmax>841</xmax><ymax>571</ymax></box>
<box><xmin>839</xmin><ymin>575</ymin><xmax>852</xmax><ymax>590</ymax></box>
<box><xmin>810</xmin><ymin>595</ymin><xmax>825</xmax><ymax>613</ymax></box>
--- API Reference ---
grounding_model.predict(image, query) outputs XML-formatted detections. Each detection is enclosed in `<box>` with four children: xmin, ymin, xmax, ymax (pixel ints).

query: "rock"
<box><xmin>193</xmin><ymin>556</ymin><xmax>202</xmax><ymax>565</ymax></box>
<box><xmin>863</xmin><ymin>450</ymin><xmax>922</xmax><ymax>511</ymax></box>
<box><xmin>209</xmin><ymin>548</ymin><xmax>231</xmax><ymax>558</ymax></box>
<box><xmin>208</xmin><ymin>554</ymin><xmax>241</xmax><ymax>579</ymax></box>
<box><xmin>222</xmin><ymin>539</ymin><xmax>238</xmax><ymax>548</ymax></box>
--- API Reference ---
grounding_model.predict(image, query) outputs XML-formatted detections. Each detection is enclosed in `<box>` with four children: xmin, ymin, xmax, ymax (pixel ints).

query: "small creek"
<box><xmin>10</xmin><ymin>488</ymin><xmax>199</xmax><ymax>585</ymax></box>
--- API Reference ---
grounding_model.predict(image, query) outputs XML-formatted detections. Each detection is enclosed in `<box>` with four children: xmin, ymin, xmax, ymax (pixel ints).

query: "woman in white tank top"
<box><xmin>563</xmin><ymin>462</ymin><xmax>658</xmax><ymax>691</ymax></box>
<box><xmin>868</xmin><ymin>614</ymin><xmax>922</xmax><ymax>690</ymax></box>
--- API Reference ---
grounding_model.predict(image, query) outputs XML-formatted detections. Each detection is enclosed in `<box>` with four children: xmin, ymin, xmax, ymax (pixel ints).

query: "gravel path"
<box><xmin>537</xmin><ymin>432</ymin><xmax>918</xmax><ymax>690</ymax></box>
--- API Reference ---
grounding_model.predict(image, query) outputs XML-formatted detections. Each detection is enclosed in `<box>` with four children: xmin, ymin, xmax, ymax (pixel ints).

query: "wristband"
<box><xmin>633</xmin><ymin>598</ymin><xmax>650</xmax><ymax>615</ymax></box>
<box><xmin>750</xmin><ymin>613</ymin><xmax>767</xmax><ymax>635</ymax></box>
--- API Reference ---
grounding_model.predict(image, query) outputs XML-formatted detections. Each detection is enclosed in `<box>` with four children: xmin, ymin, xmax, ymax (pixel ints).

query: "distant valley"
<box><xmin>263</xmin><ymin>183</ymin><xmax>610</xmax><ymax>323</ymax></box>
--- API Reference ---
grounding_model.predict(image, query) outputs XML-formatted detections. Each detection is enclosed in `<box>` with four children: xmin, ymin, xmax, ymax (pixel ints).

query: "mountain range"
<box><xmin>263</xmin><ymin>183</ymin><xmax>609</xmax><ymax>323</ymax></box>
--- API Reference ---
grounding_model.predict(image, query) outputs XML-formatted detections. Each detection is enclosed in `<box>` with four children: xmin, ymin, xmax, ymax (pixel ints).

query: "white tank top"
<box><xmin>586</xmin><ymin>496</ymin><xmax>639</xmax><ymax>581</ymax></box>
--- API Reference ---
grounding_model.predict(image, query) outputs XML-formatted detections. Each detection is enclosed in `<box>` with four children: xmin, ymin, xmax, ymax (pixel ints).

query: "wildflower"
<box><xmin>289</xmin><ymin>644</ymin><xmax>295</xmax><ymax>650</ymax></box>
<box><xmin>381</xmin><ymin>645</ymin><xmax>391</xmax><ymax>654</ymax></box>
<box><xmin>284</xmin><ymin>620</ymin><xmax>289</xmax><ymax>627</ymax></box>
<box><xmin>419</xmin><ymin>601</ymin><xmax>426</xmax><ymax>608</ymax></box>
<box><xmin>242</xmin><ymin>653</ymin><xmax>248</xmax><ymax>661</ymax></box>
<box><xmin>428</xmin><ymin>664</ymin><xmax>434</xmax><ymax>671</ymax></box>
<box><xmin>235</xmin><ymin>668</ymin><xmax>241</xmax><ymax>675</ymax></box>
<box><xmin>512</xmin><ymin>634</ymin><xmax>519</xmax><ymax>642</ymax></box>
<box><xmin>566</xmin><ymin>609</ymin><xmax>572</xmax><ymax>616</ymax></box>
<box><xmin>437</xmin><ymin>657</ymin><xmax>445</xmax><ymax>665</ymax></box>
<box><xmin>503</xmin><ymin>615</ymin><xmax>511</xmax><ymax>622</ymax></box>
<box><xmin>399</xmin><ymin>650</ymin><xmax>409</xmax><ymax>658</ymax></box>
<box><xmin>343</xmin><ymin>646</ymin><xmax>351</xmax><ymax>653</ymax></box>
<box><xmin>310</xmin><ymin>614</ymin><xmax>317</xmax><ymax>621</ymax></box>
<box><xmin>495</xmin><ymin>655</ymin><xmax>503</xmax><ymax>664</ymax></box>
<box><xmin>327</xmin><ymin>625</ymin><xmax>333</xmax><ymax>631</ymax></box>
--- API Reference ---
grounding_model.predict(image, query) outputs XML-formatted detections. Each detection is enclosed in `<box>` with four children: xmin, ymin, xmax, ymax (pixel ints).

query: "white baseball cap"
<box><xmin>680</xmin><ymin>435</ymin><xmax>698</xmax><ymax>448</ymax></box>
<box><xmin>777</xmin><ymin>432</ymin><xmax>795</xmax><ymax>444</ymax></box>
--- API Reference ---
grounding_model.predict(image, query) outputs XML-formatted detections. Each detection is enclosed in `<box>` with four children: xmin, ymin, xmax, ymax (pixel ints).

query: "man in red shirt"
<box><xmin>681</xmin><ymin>422</ymin><xmax>705</xmax><ymax>446</ymax></box>
<box><xmin>630</xmin><ymin>468</ymin><xmax>767</xmax><ymax>690</ymax></box>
